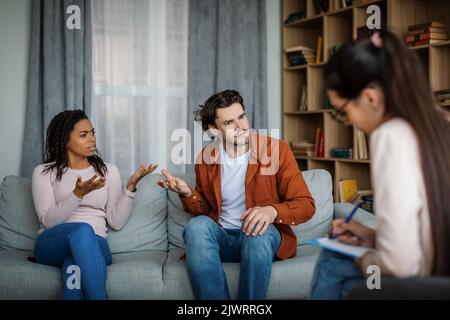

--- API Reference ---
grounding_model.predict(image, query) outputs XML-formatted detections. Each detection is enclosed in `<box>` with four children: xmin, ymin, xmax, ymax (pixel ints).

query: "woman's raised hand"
<box><xmin>73</xmin><ymin>175</ymin><xmax>106</xmax><ymax>198</ymax></box>
<box><xmin>126</xmin><ymin>163</ymin><xmax>159</xmax><ymax>192</ymax></box>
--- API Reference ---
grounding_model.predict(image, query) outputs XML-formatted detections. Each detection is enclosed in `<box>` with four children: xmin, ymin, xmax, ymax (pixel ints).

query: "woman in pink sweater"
<box><xmin>31</xmin><ymin>110</ymin><xmax>157</xmax><ymax>300</ymax></box>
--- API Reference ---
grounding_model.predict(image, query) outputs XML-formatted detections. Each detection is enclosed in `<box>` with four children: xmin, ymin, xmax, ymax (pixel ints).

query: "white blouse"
<box><xmin>361</xmin><ymin>118</ymin><xmax>433</xmax><ymax>277</ymax></box>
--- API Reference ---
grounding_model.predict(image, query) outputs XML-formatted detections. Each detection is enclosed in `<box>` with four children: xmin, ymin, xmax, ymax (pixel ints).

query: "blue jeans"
<box><xmin>310</xmin><ymin>249</ymin><xmax>365</xmax><ymax>299</ymax></box>
<box><xmin>182</xmin><ymin>215</ymin><xmax>281</xmax><ymax>300</ymax></box>
<box><xmin>34</xmin><ymin>222</ymin><xmax>112</xmax><ymax>300</ymax></box>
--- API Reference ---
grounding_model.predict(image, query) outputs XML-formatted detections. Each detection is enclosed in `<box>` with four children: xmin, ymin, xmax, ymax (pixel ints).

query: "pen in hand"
<box><xmin>329</xmin><ymin>203</ymin><xmax>362</xmax><ymax>240</ymax></box>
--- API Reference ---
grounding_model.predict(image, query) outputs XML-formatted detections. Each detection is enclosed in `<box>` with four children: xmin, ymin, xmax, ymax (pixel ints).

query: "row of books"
<box><xmin>314</xmin><ymin>128</ymin><xmax>325</xmax><ymax>158</ymax></box>
<box><xmin>406</xmin><ymin>21</ymin><xmax>448</xmax><ymax>47</ymax></box>
<box><xmin>435</xmin><ymin>88</ymin><xmax>450</xmax><ymax>107</ymax></box>
<box><xmin>284</xmin><ymin>11</ymin><xmax>306</xmax><ymax>25</ymax></box>
<box><xmin>293</xmin><ymin>144</ymin><xmax>365</xmax><ymax>160</ymax></box>
<box><xmin>353</xmin><ymin>128</ymin><xmax>369</xmax><ymax>160</ymax></box>
<box><xmin>292</xmin><ymin>146</ymin><xmax>359</xmax><ymax>160</ymax></box>
<box><xmin>291</xmin><ymin>141</ymin><xmax>315</xmax><ymax>158</ymax></box>
<box><xmin>331</xmin><ymin>148</ymin><xmax>353</xmax><ymax>159</ymax></box>
<box><xmin>285</xmin><ymin>36</ymin><xmax>323</xmax><ymax>68</ymax></box>
<box><xmin>286</xmin><ymin>46</ymin><xmax>317</xmax><ymax>67</ymax></box>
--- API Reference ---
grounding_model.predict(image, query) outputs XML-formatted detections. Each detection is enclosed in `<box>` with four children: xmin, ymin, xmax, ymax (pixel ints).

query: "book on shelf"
<box><xmin>331</xmin><ymin>148</ymin><xmax>353</xmax><ymax>159</ymax></box>
<box><xmin>359</xmin><ymin>130</ymin><xmax>368</xmax><ymax>160</ymax></box>
<box><xmin>291</xmin><ymin>141</ymin><xmax>315</xmax><ymax>158</ymax></box>
<box><xmin>353</xmin><ymin>128</ymin><xmax>369</xmax><ymax>160</ymax></box>
<box><xmin>314</xmin><ymin>128</ymin><xmax>325</xmax><ymax>158</ymax></box>
<box><xmin>298</xmin><ymin>85</ymin><xmax>308</xmax><ymax>111</ymax></box>
<box><xmin>338</xmin><ymin>179</ymin><xmax>358</xmax><ymax>203</ymax></box>
<box><xmin>315</xmin><ymin>36</ymin><xmax>323</xmax><ymax>64</ymax></box>
<box><xmin>287</xmin><ymin>52</ymin><xmax>307</xmax><ymax>67</ymax></box>
<box><xmin>284</xmin><ymin>11</ymin><xmax>307</xmax><ymax>25</ymax></box>
<box><xmin>406</xmin><ymin>32</ymin><xmax>447</xmax><ymax>42</ymax></box>
<box><xmin>406</xmin><ymin>21</ymin><xmax>447</xmax><ymax>47</ymax></box>
<box><xmin>286</xmin><ymin>46</ymin><xmax>317</xmax><ymax>67</ymax></box>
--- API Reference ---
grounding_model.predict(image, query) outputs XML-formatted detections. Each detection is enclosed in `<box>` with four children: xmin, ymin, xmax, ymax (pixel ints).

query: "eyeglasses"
<box><xmin>330</xmin><ymin>99</ymin><xmax>351</xmax><ymax>124</ymax></box>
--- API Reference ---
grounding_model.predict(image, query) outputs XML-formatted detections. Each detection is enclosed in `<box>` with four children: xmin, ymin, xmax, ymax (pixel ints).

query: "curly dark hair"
<box><xmin>42</xmin><ymin>110</ymin><xmax>107</xmax><ymax>181</ymax></box>
<box><xmin>194</xmin><ymin>90</ymin><xmax>245</xmax><ymax>131</ymax></box>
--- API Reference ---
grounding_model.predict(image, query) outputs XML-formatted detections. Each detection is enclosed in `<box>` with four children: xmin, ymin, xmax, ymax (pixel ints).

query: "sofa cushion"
<box><xmin>108</xmin><ymin>174</ymin><xmax>168</xmax><ymax>254</ymax></box>
<box><xmin>107</xmin><ymin>250</ymin><xmax>167</xmax><ymax>299</ymax></box>
<box><xmin>0</xmin><ymin>176</ymin><xmax>39</xmax><ymax>251</ymax></box>
<box><xmin>0</xmin><ymin>249</ymin><xmax>61</xmax><ymax>299</ymax></box>
<box><xmin>163</xmin><ymin>245</ymin><xmax>321</xmax><ymax>299</ymax></box>
<box><xmin>0</xmin><ymin>249</ymin><xmax>166</xmax><ymax>299</ymax></box>
<box><xmin>0</xmin><ymin>173</ymin><xmax>168</xmax><ymax>254</ymax></box>
<box><xmin>293</xmin><ymin>169</ymin><xmax>333</xmax><ymax>246</ymax></box>
<box><xmin>167</xmin><ymin>169</ymin><xmax>333</xmax><ymax>249</ymax></box>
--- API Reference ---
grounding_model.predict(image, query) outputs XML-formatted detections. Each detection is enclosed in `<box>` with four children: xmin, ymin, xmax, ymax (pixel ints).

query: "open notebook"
<box><xmin>308</xmin><ymin>237</ymin><xmax>372</xmax><ymax>258</ymax></box>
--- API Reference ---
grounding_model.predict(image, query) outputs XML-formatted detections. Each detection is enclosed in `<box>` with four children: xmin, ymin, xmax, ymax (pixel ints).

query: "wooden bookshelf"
<box><xmin>282</xmin><ymin>0</ymin><xmax>450</xmax><ymax>202</ymax></box>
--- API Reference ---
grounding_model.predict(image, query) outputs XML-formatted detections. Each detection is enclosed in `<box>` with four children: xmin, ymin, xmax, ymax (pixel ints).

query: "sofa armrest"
<box><xmin>333</xmin><ymin>203</ymin><xmax>375</xmax><ymax>229</ymax></box>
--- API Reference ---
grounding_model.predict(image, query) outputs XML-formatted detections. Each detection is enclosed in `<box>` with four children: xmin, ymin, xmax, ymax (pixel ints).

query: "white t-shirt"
<box><xmin>219</xmin><ymin>144</ymin><xmax>249</xmax><ymax>229</ymax></box>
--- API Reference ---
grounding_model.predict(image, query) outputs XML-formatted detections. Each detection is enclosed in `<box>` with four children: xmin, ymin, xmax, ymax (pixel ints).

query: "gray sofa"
<box><xmin>0</xmin><ymin>169</ymin><xmax>375</xmax><ymax>299</ymax></box>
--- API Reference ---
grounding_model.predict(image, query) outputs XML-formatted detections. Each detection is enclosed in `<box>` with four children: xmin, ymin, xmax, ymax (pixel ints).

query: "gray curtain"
<box><xmin>21</xmin><ymin>0</ymin><xmax>93</xmax><ymax>178</ymax></box>
<box><xmin>187</xmin><ymin>0</ymin><xmax>267</xmax><ymax>170</ymax></box>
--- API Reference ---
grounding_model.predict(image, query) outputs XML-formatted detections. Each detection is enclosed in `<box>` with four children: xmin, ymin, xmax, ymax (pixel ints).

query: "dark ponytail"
<box><xmin>43</xmin><ymin>110</ymin><xmax>107</xmax><ymax>181</ymax></box>
<box><xmin>326</xmin><ymin>30</ymin><xmax>450</xmax><ymax>276</ymax></box>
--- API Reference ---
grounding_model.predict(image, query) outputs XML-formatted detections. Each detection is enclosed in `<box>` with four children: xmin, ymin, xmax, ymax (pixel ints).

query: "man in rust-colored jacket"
<box><xmin>158</xmin><ymin>90</ymin><xmax>315</xmax><ymax>300</ymax></box>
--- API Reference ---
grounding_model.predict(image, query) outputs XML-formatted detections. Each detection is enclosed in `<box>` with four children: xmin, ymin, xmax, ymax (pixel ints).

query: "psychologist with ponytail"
<box><xmin>310</xmin><ymin>30</ymin><xmax>450</xmax><ymax>299</ymax></box>
<box><xmin>31</xmin><ymin>110</ymin><xmax>158</xmax><ymax>300</ymax></box>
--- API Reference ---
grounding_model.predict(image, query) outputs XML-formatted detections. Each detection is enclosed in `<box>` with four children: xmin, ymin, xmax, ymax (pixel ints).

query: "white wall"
<box><xmin>0</xmin><ymin>0</ymin><xmax>31</xmax><ymax>181</ymax></box>
<box><xmin>266</xmin><ymin>0</ymin><xmax>282</xmax><ymax>135</ymax></box>
<box><xmin>0</xmin><ymin>0</ymin><xmax>282</xmax><ymax>181</ymax></box>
